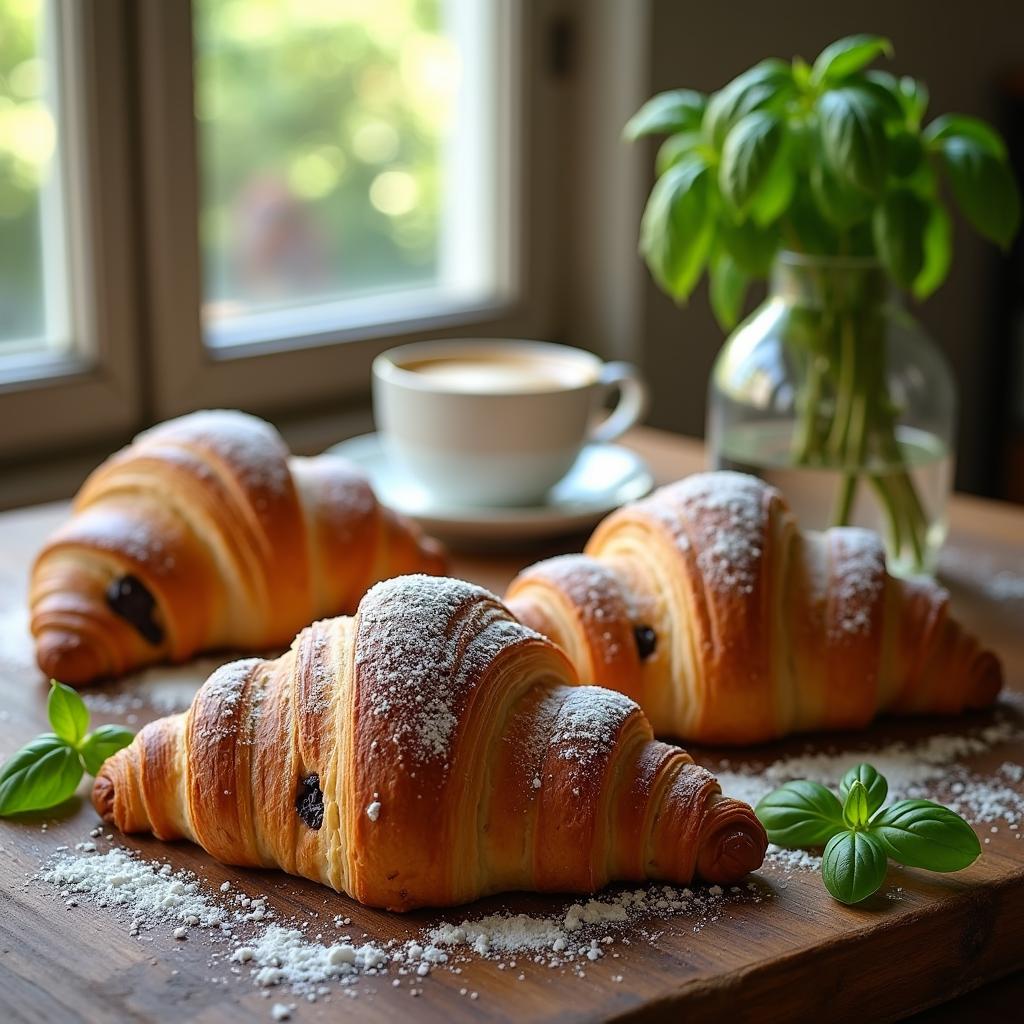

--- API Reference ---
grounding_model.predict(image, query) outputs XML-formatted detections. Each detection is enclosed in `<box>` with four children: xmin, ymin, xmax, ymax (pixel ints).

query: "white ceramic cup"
<box><xmin>372</xmin><ymin>339</ymin><xmax>649</xmax><ymax>507</ymax></box>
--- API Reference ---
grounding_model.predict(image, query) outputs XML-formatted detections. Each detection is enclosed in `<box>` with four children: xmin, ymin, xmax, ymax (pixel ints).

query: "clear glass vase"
<box><xmin>707</xmin><ymin>252</ymin><xmax>956</xmax><ymax>577</ymax></box>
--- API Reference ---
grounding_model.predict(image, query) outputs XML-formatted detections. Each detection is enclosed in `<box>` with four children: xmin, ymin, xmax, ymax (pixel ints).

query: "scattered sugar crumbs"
<box><xmin>37</xmin><ymin>832</ymin><xmax>765</xmax><ymax>1016</ymax></box>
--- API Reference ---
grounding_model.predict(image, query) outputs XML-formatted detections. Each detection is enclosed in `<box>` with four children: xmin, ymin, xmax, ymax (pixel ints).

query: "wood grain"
<box><xmin>1</xmin><ymin>427</ymin><xmax>1022</xmax><ymax>1024</ymax></box>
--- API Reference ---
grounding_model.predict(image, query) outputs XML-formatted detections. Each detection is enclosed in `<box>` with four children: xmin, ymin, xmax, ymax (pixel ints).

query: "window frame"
<box><xmin>136</xmin><ymin>0</ymin><xmax>568</xmax><ymax>420</ymax></box>
<box><xmin>0</xmin><ymin>0</ymin><xmax>142</xmax><ymax>461</ymax></box>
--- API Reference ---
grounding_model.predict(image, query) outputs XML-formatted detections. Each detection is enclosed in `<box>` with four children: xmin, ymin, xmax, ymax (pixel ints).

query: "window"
<box><xmin>0</xmin><ymin>0</ymin><xmax>563</xmax><ymax>452</ymax></box>
<box><xmin>0</xmin><ymin>0</ymin><xmax>70</xmax><ymax>370</ymax></box>
<box><xmin>195</xmin><ymin>0</ymin><xmax>504</xmax><ymax>351</ymax></box>
<box><xmin>142</xmin><ymin>0</ymin><xmax>554</xmax><ymax>418</ymax></box>
<box><xmin>0</xmin><ymin>0</ymin><xmax>140</xmax><ymax>459</ymax></box>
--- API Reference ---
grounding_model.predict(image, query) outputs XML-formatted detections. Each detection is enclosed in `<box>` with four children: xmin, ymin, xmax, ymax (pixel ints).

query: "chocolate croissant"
<box><xmin>506</xmin><ymin>471</ymin><xmax>1002</xmax><ymax>745</ymax></box>
<box><xmin>31</xmin><ymin>411</ymin><xmax>445</xmax><ymax>685</ymax></box>
<box><xmin>93</xmin><ymin>575</ymin><xmax>766</xmax><ymax>910</ymax></box>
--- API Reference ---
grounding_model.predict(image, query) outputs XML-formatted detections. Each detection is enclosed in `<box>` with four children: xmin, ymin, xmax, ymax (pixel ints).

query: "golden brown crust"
<box><xmin>31</xmin><ymin>411</ymin><xmax>446</xmax><ymax>685</ymax></box>
<box><xmin>92</xmin><ymin>575</ymin><xmax>765</xmax><ymax>910</ymax></box>
<box><xmin>506</xmin><ymin>471</ymin><xmax>1003</xmax><ymax>743</ymax></box>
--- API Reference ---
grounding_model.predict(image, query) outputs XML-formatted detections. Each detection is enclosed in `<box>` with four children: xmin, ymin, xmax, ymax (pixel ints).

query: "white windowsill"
<box><xmin>203</xmin><ymin>287</ymin><xmax>516</xmax><ymax>359</ymax></box>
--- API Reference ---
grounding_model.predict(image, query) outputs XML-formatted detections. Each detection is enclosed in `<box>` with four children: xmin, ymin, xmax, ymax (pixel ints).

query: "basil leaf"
<box><xmin>625</xmin><ymin>89</ymin><xmax>706</xmax><ymax>140</ymax></box>
<box><xmin>656</xmin><ymin>132</ymin><xmax>702</xmax><ymax>176</ymax></box>
<box><xmin>787</xmin><ymin>188</ymin><xmax>840</xmax><ymax>255</ymax></box>
<box><xmin>888</xmin><ymin>129</ymin><xmax>924</xmax><ymax>179</ymax></box>
<box><xmin>840</xmin><ymin>763</ymin><xmax>888</xmax><ymax>816</ymax></box>
<box><xmin>47</xmin><ymin>680</ymin><xmax>90</xmax><ymax>747</ymax></box>
<box><xmin>843</xmin><ymin>780</ymin><xmax>870</xmax><ymax>828</ymax></box>
<box><xmin>912</xmin><ymin>204</ymin><xmax>953</xmax><ymax>299</ymax></box>
<box><xmin>720</xmin><ymin>216</ymin><xmax>779</xmax><ymax>276</ymax></box>
<box><xmin>924</xmin><ymin>114</ymin><xmax>1006</xmax><ymax>159</ymax></box>
<box><xmin>869</xmin><ymin>799</ymin><xmax>981</xmax><ymax>872</ymax></box>
<box><xmin>748</xmin><ymin>149</ymin><xmax>795</xmax><ymax>226</ymax></box>
<box><xmin>822</xmin><ymin>830</ymin><xmax>889</xmax><ymax>905</ymax></box>
<box><xmin>811</xmin><ymin>35</ymin><xmax>893</xmax><ymax>88</ymax></box>
<box><xmin>818</xmin><ymin>87</ymin><xmax>889</xmax><ymax>196</ymax></box>
<box><xmin>80</xmin><ymin>724</ymin><xmax>136</xmax><ymax>776</ymax></box>
<box><xmin>639</xmin><ymin>156</ymin><xmax>713</xmax><ymax>301</ymax></box>
<box><xmin>938</xmin><ymin>136</ymin><xmax>1021</xmax><ymax>249</ymax></box>
<box><xmin>898</xmin><ymin>77</ymin><xmax>929</xmax><ymax>129</ymax></box>
<box><xmin>811</xmin><ymin>160</ymin><xmax>873</xmax><ymax>228</ymax></box>
<box><xmin>873</xmin><ymin>188</ymin><xmax>930</xmax><ymax>287</ymax></box>
<box><xmin>0</xmin><ymin>734</ymin><xmax>84</xmax><ymax>816</ymax></box>
<box><xmin>792</xmin><ymin>56</ymin><xmax>812</xmax><ymax>91</ymax></box>
<box><xmin>719</xmin><ymin>111</ymin><xmax>785</xmax><ymax>215</ymax></box>
<box><xmin>854</xmin><ymin>78</ymin><xmax>907</xmax><ymax>124</ymax></box>
<box><xmin>755</xmin><ymin>780</ymin><xmax>846</xmax><ymax>847</ymax></box>
<box><xmin>709</xmin><ymin>251</ymin><xmax>748</xmax><ymax>331</ymax></box>
<box><xmin>703</xmin><ymin>59</ymin><xmax>792</xmax><ymax>150</ymax></box>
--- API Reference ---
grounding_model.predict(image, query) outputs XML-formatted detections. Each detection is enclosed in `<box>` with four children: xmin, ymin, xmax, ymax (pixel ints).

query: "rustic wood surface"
<box><xmin>1</xmin><ymin>427</ymin><xmax>1022</xmax><ymax>1024</ymax></box>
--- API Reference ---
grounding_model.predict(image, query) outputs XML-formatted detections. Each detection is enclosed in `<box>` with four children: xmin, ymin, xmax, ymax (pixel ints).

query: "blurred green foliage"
<box><xmin>196</xmin><ymin>0</ymin><xmax>455</xmax><ymax>319</ymax></box>
<box><xmin>0</xmin><ymin>0</ymin><xmax>50</xmax><ymax>347</ymax></box>
<box><xmin>0</xmin><ymin>0</ymin><xmax>459</xmax><ymax>351</ymax></box>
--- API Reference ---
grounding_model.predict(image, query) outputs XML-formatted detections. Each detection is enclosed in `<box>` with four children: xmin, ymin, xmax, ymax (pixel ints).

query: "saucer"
<box><xmin>326</xmin><ymin>433</ymin><xmax>654</xmax><ymax>545</ymax></box>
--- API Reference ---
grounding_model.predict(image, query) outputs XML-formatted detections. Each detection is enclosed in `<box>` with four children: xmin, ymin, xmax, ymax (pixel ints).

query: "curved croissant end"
<box><xmin>506</xmin><ymin>471</ymin><xmax>1002</xmax><ymax>744</ymax></box>
<box><xmin>31</xmin><ymin>411</ymin><xmax>445</xmax><ymax>686</ymax></box>
<box><xmin>94</xmin><ymin>575</ymin><xmax>765</xmax><ymax>910</ymax></box>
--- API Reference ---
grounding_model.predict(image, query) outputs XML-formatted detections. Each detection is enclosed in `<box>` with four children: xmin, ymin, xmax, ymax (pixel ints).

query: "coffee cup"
<box><xmin>372</xmin><ymin>339</ymin><xmax>648</xmax><ymax>507</ymax></box>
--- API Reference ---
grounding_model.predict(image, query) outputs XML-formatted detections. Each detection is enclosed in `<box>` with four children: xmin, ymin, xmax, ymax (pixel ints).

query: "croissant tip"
<box><xmin>969</xmin><ymin>650</ymin><xmax>1003</xmax><ymax>709</ymax></box>
<box><xmin>35</xmin><ymin>630</ymin><xmax>102</xmax><ymax>687</ymax></box>
<box><xmin>91</xmin><ymin>773</ymin><xmax>116</xmax><ymax>823</ymax></box>
<box><xmin>698</xmin><ymin>822</ymin><xmax>768</xmax><ymax>883</ymax></box>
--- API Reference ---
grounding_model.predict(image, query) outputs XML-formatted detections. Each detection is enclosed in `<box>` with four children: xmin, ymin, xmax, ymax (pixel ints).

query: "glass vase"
<box><xmin>707</xmin><ymin>252</ymin><xmax>956</xmax><ymax>577</ymax></box>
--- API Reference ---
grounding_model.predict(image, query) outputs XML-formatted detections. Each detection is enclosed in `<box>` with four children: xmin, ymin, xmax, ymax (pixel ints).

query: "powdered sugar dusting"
<box><xmin>193</xmin><ymin>657</ymin><xmax>260</xmax><ymax>742</ymax></box>
<box><xmin>80</xmin><ymin>655</ymin><xmax>230</xmax><ymax>722</ymax></box>
<box><xmin>300</xmin><ymin>626</ymin><xmax>333</xmax><ymax>718</ymax></box>
<box><xmin>41</xmin><ymin>847</ymin><xmax>231</xmax><ymax>930</ymax></box>
<box><xmin>829</xmin><ymin>528</ymin><xmax>886</xmax><ymax>637</ymax></box>
<box><xmin>76</xmin><ymin>517</ymin><xmax>177</xmax><ymax>575</ymax></box>
<box><xmin>715</xmin><ymin>708</ymin><xmax>1024</xmax><ymax>871</ymax></box>
<box><xmin>552</xmin><ymin>686</ymin><xmax>635</xmax><ymax>761</ymax></box>
<box><xmin>522</xmin><ymin>557</ymin><xmax>634</xmax><ymax>663</ymax></box>
<box><xmin>646</xmin><ymin>472</ymin><xmax>770</xmax><ymax>595</ymax></box>
<box><xmin>355</xmin><ymin>576</ymin><xmax>542</xmax><ymax>765</ymax></box>
<box><xmin>39</xmin><ymin>839</ymin><xmax>762</xmax><ymax>1001</ymax></box>
<box><xmin>138</xmin><ymin>409</ymin><xmax>291</xmax><ymax>497</ymax></box>
<box><xmin>0</xmin><ymin>604</ymin><xmax>35</xmax><ymax>674</ymax></box>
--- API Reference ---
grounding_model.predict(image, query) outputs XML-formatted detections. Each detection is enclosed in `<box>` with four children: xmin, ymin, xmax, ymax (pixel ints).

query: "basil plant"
<box><xmin>626</xmin><ymin>34</ymin><xmax>1020</xmax><ymax>572</ymax></box>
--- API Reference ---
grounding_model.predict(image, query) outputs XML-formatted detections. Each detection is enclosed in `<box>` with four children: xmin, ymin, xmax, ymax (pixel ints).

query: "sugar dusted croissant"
<box><xmin>92</xmin><ymin>575</ymin><xmax>766</xmax><ymax>910</ymax></box>
<box><xmin>31</xmin><ymin>411</ymin><xmax>445</xmax><ymax>685</ymax></box>
<box><xmin>506</xmin><ymin>471</ymin><xmax>1002</xmax><ymax>745</ymax></box>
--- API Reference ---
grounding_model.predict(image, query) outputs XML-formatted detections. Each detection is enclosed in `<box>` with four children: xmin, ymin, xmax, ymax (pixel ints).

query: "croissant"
<box><xmin>505</xmin><ymin>471</ymin><xmax>1002</xmax><ymax>745</ymax></box>
<box><xmin>31</xmin><ymin>411</ymin><xmax>445</xmax><ymax>686</ymax></box>
<box><xmin>92</xmin><ymin>575</ymin><xmax>766</xmax><ymax>910</ymax></box>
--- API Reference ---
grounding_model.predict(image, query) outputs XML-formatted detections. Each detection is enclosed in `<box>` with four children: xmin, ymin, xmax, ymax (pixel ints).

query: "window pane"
<box><xmin>0</xmin><ymin>0</ymin><xmax>68</xmax><ymax>359</ymax></box>
<box><xmin>194</xmin><ymin>0</ymin><xmax>502</xmax><ymax>348</ymax></box>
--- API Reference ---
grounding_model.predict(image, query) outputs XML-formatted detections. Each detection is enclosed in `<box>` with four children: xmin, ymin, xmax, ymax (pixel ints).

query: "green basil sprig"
<box><xmin>626</xmin><ymin>34</ymin><xmax>1021</xmax><ymax>325</ymax></box>
<box><xmin>0</xmin><ymin>681</ymin><xmax>134</xmax><ymax>816</ymax></box>
<box><xmin>756</xmin><ymin>762</ymin><xmax>981</xmax><ymax>905</ymax></box>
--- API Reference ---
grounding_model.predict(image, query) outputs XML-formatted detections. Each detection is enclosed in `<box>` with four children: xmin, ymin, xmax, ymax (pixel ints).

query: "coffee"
<box><xmin>400</xmin><ymin>354</ymin><xmax>595</xmax><ymax>394</ymax></box>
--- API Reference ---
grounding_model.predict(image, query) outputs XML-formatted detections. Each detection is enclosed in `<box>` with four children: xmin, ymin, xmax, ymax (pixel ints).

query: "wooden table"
<box><xmin>1</xmin><ymin>427</ymin><xmax>1023</xmax><ymax>1023</ymax></box>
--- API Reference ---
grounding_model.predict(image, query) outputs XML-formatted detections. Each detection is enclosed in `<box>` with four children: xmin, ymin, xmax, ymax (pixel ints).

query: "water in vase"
<box><xmin>715</xmin><ymin>421</ymin><xmax>952</xmax><ymax>578</ymax></box>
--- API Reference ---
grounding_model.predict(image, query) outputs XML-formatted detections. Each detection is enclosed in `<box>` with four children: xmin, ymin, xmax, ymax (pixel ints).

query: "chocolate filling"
<box><xmin>106</xmin><ymin>575</ymin><xmax>164</xmax><ymax>646</ymax></box>
<box><xmin>296</xmin><ymin>774</ymin><xmax>324</xmax><ymax>830</ymax></box>
<box><xmin>634</xmin><ymin>624</ymin><xmax>657</xmax><ymax>660</ymax></box>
